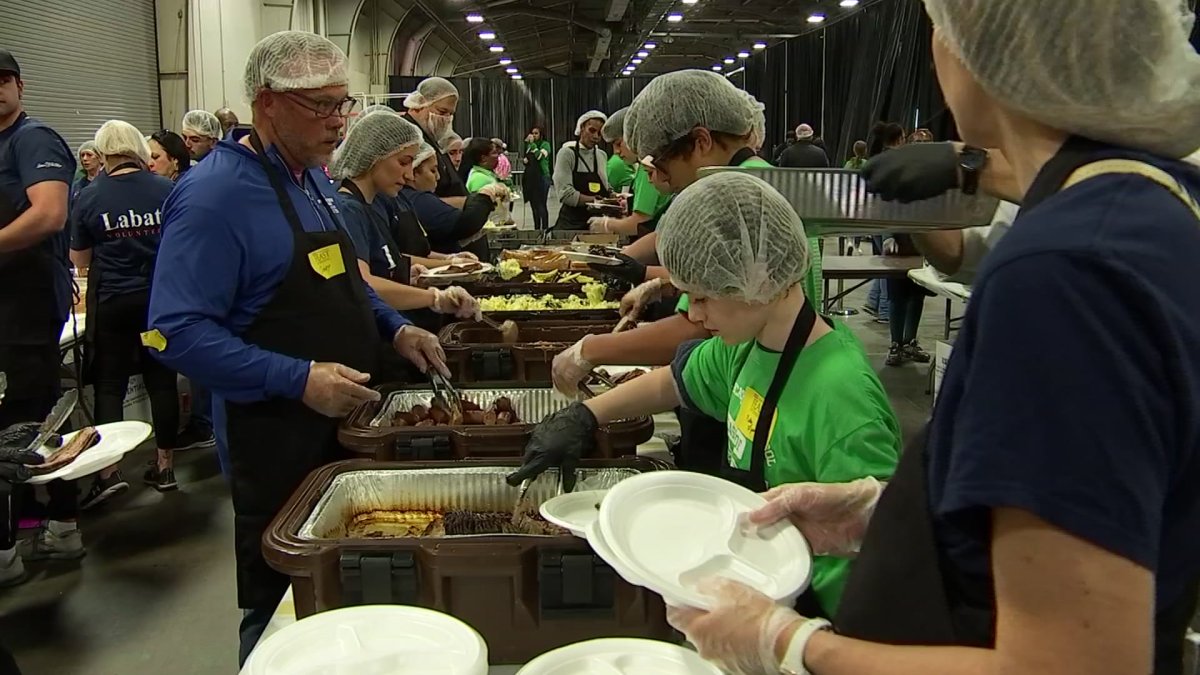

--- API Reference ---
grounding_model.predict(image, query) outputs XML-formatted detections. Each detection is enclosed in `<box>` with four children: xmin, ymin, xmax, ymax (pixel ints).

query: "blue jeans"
<box><xmin>866</xmin><ymin>279</ymin><xmax>890</xmax><ymax>317</ymax></box>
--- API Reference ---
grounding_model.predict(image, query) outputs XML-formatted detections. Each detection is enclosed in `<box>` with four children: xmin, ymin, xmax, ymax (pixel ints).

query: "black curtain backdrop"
<box><xmin>390</xmin><ymin>75</ymin><xmax>653</xmax><ymax>152</ymax></box>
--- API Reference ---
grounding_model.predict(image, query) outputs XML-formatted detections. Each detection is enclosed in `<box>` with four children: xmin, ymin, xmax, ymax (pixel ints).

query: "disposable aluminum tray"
<box><xmin>369</xmin><ymin>387</ymin><xmax>587</xmax><ymax>428</ymax></box>
<box><xmin>299</xmin><ymin>466</ymin><xmax>639</xmax><ymax>540</ymax></box>
<box><xmin>700</xmin><ymin>166</ymin><xmax>1000</xmax><ymax>235</ymax></box>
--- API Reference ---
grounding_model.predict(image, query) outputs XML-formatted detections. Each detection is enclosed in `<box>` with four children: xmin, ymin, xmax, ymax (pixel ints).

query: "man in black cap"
<box><xmin>0</xmin><ymin>48</ymin><xmax>83</xmax><ymax>592</ymax></box>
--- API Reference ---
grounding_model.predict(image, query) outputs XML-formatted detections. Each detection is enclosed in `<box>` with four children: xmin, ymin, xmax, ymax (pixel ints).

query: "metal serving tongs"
<box><xmin>429</xmin><ymin>370</ymin><xmax>464</xmax><ymax>422</ymax></box>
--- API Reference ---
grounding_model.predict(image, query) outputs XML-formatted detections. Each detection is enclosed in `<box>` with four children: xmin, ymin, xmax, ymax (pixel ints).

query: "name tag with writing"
<box><xmin>587</xmin><ymin>182</ymin><xmax>602</xmax><ymax>194</ymax></box>
<box><xmin>734</xmin><ymin>386</ymin><xmax>777</xmax><ymax>443</ymax></box>
<box><xmin>140</xmin><ymin>329</ymin><xmax>168</xmax><ymax>352</ymax></box>
<box><xmin>308</xmin><ymin>244</ymin><xmax>346</xmax><ymax>279</ymax></box>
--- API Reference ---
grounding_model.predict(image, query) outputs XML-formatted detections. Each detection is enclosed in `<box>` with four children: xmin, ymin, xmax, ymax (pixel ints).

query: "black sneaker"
<box><xmin>80</xmin><ymin>471</ymin><xmax>130</xmax><ymax>510</ymax></box>
<box><xmin>885</xmin><ymin>342</ymin><xmax>906</xmax><ymax>367</ymax></box>
<box><xmin>144</xmin><ymin>464</ymin><xmax>178</xmax><ymax>492</ymax></box>
<box><xmin>862</xmin><ymin>305</ymin><xmax>878</xmax><ymax>317</ymax></box>
<box><xmin>904</xmin><ymin>340</ymin><xmax>932</xmax><ymax>364</ymax></box>
<box><xmin>174</xmin><ymin>426</ymin><xmax>216</xmax><ymax>451</ymax></box>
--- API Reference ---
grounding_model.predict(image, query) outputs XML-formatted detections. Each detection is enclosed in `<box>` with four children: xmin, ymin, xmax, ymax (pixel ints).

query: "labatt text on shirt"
<box><xmin>101</xmin><ymin>207</ymin><xmax>163</xmax><ymax>237</ymax></box>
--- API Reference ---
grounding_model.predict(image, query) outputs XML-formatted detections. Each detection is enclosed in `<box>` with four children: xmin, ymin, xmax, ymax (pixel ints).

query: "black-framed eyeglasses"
<box><xmin>283</xmin><ymin>92</ymin><xmax>358</xmax><ymax>118</ymax></box>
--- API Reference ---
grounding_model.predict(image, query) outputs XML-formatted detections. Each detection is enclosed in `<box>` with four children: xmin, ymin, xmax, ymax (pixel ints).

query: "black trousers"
<box><xmin>529</xmin><ymin>176</ymin><xmax>551</xmax><ymax>230</ymax></box>
<box><xmin>887</xmin><ymin>278</ymin><xmax>926</xmax><ymax>345</ymax></box>
<box><xmin>0</xmin><ymin>340</ymin><xmax>76</xmax><ymax>549</ymax></box>
<box><xmin>91</xmin><ymin>290</ymin><xmax>180</xmax><ymax>449</ymax></box>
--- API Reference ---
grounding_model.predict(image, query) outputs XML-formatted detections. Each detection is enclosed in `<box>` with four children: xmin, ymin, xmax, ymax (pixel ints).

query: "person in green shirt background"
<box><xmin>509</xmin><ymin>171</ymin><xmax>900</xmax><ymax>618</ymax></box>
<box><xmin>590</xmin><ymin>108</ymin><xmax>669</xmax><ymax>235</ymax></box>
<box><xmin>844</xmin><ymin>139</ymin><xmax>869</xmax><ymax>170</ymax></box>
<box><xmin>462</xmin><ymin>137</ymin><xmax>501</xmax><ymax>193</ymax></box>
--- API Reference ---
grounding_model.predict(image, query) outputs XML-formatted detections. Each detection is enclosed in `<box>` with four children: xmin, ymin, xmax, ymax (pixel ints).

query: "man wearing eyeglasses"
<box><xmin>146</xmin><ymin>31</ymin><xmax>449</xmax><ymax>664</ymax></box>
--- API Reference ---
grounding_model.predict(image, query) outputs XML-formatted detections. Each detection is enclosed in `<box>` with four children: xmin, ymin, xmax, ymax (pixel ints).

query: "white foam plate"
<box><xmin>585</xmin><ymin>520</ymin><xmax>647</xmax><ymax>588</ymax></box>
<box><xmin>517</xmin><ymin>638</ymin><xmax>722</xmax><ymax>675</ymax></box>
<box><xmin>540</xmin><ymin>489</ymin><xmax>607</xmax><ymax>538</ymax></box>
<box><xmin>242</xmin><ymin>605</ymin><xmax>488</xmax><ymax>675</ymax></box>
<box><xmin>420</xmin><ymin>262</ymin><xmax>494</xmax><ymax>280</ymax></box>
<box><xmin>562</xmin><ymin>251</ymin><xmax>621</xmax><ymax>266</ymax></box>
<box><xmin>26</xmin><ymin>421</ymin><xmax>152</xmax><ymax>485</ymax></box>
<box><xmin>597</xmin><ymin>471</ymin><xmax>812</xmax><ymax>610</ymax></box>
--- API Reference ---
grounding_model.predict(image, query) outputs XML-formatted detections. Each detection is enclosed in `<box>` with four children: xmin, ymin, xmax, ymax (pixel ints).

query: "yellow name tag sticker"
<box><xmin>140</xmin><ymin>329</ymin><xmax>168</xmax><ymax>352</ymax></box>
<box><xmin>308</xmin><ymin>244</ymin><xmax>346</xmax><ymax>279</ymax></box>
<box><xmin>588</xmin><ymin>182</ymin><xmax>602</xmax><ymax>194</ymax></box>
<box><xmin>734</xmin><ymin>386</ymin><xmax>777</xmax><ymax>443</ymax></box>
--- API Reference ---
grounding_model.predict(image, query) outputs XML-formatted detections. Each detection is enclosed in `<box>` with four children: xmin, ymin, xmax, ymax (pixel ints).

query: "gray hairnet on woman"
<box><xmin>668</xmin><ymin>2</ymin><xmax>1200</xmax><ymax>675</ymax></box>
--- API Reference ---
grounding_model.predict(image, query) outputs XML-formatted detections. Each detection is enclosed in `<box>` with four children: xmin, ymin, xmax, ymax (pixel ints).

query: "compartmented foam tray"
<box><xmin>437</xmin><ymin>319</ymin><xmax>617</xmax><ymax>383</ymax></box>
<box><xmin>263</xmin><ymin>458</ymin><xmax>674</xmax><ymax>664</ymax></box>
<box><xmin>337</xmin><ymin>383</ymin><xmax>654</xmax><ymax>461</ymax></box>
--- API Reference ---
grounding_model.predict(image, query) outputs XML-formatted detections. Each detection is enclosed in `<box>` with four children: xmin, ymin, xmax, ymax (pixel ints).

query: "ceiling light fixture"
<box><xmin>466</xmin><ymin>13</ymin><xmax>484</xmax><ymax>23</ymax></box>
<box><xmin>753</xmin><ymin>42</ymin><xmax>767</xmax><ymax>50</ymax></box>
<box><xmin>666</xmin><ymin>13</ymin><xmax>683</xmax><ymax>22</ymax></box>
<box><xmin>506</xmin><ymin>68</ymin><xmax>519</xmax><ymax>74</ymax></box>
<box><xmin>682</xmin><ymin>0</ymin><xmax>699</xmax><ymax>4</ymax></box>
<box><xmin>632</xmin><ymin>58</ymin><xmax>643</xmax><ymax>64</ymax></box>
<box><xmin>807</xmin><ymin>13</ymin><xmax>826</xmax><ymax>23</ymax></box>
<box><xmin>499</xmin><ymin>58</ymin><xmax>512</xmax><ymax>65</ymax></box>
<box><xmin>479</xmin><ymin>31</ymin><xmax>496</xmax><ymax>40</ymax></box>
<box><xmin>712</xmin><ymin>65</ymin><xmax>723</xmax><ymax>71</ymax></box>
<box><xmin>644</xmin><ymin>42</ymin><xmax>657</xmax><ymax>49</ymax></box>
<box><xmin>489</xmin><ymin>45</ymin><xmax>504</xmax><ymax>52</ymax></box>
<box><xmin>511</xmin><ymin>74</ymin><xmax>523</xmax><ymax>80</ymax></box>
<box><xmin>637</xmin><ymin>51</ymin><xmax>650</xmax><ymax>58</ymax></box>
<box><xmin>839</xmin><ymin>0</ymin><xmax>860</xmax><ymax>6</ymax></box>
<box><xmin>737</xmin><ymin>51</ymin><xmax>751</xmax><ymax>58</ymax></box>
<box><xmin>723</xmin><ymin>57</ymin><xmax>735</xmax><ymax>64</ymax></box>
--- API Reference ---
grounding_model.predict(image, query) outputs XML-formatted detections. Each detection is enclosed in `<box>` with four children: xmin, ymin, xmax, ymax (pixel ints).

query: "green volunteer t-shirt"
<box><xmin>677</xmin><ymin>323</ymin><xmax>900</xmax><ymax>615</ymax></box>
<box><xmin>607</xmin><ymin>155</ymin><xmax>636</xmax><ymax>193</ymax></box>
<box><xmin>675</xmin><ymin>153</ymin><xmax>822</xmax><ymax>313</ymax></box>
<box><xmin>631</xmin><ymin>164</ymin><xmax>671</xmax><ymax>219</ymax></box>
<box><xmin>528</xmin><ymin>140</ymin><xmax>553</xmax><ymax>177</ymax></box>
<box><xmin>466</xmin><ymin>165</ymin><xmax>499</xmax><ymax>193</ymax></box>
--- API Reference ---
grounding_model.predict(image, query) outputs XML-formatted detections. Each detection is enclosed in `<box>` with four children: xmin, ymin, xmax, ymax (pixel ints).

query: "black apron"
<box><xmin>226</xmin><ymin>131</ymin><xmax>380</xmax><ymax>610</ymax></box>
<box><xmin>554</xmin><ymin>144</ymin><xmax>609</xmax><ymax>230</ymax></box>
<box><xmin>836</xmin><ymin>146</ymin><xmax>1200</xmax><ymax>675</ymax></box>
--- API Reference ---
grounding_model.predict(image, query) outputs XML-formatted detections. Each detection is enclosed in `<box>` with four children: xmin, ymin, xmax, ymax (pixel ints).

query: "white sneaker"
<box><xmin>25</xmin><ymin>524</ymin><xmax>85</xmax><ymax>561</ymax></box>
<box><xmin>0</xmin><ymin>549</ymin><xmax>27</xmax><ymax>587</ymax></box>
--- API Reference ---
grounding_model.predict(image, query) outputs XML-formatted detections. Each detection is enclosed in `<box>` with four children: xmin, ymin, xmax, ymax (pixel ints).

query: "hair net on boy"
<box><xmin>741</xmin><ymin>90</ymin><xmax>767</xmax><ymax>150</ymax></box>
<box><xmin>923</xmin><ymin>0</ymin><xmax>1200</xmax><ymax>158</ymax></box>
<box><xmin>361</xmin><ymin>104</ymin><xmax>398</xmax><ymax>116</ymax></box>
<box><xmin>77</xmin><ymin>141</ymin><xmax>98</xmax><ymax>158</ymax></box>
<box><xmin>602</xmin><ymin>108</ymin><xmax>629</xmax><ymax>144</ymax></box>
<box><xmin>94</xmin><ymin>120</ymin><xmax>152</xmax><ymax>166</ymax></box>
<box><xmin>329</xmin><ymin>112</ymin><xmax>422</xmax><ymax>179</ymax></box>
<box><xmin>414</xmin><ymin>142</ymin><xmax>438</xmax><ymax>167</ymax></box>
<box><xmin>625</xmin><ymin>70</ymin><xmax>760</xmax><ymax>158</ymax></box>
<box><xmin>657</xmin><ymin>172</ymin><xmax>810</xmax><ymax>303</ymax></box>
<box><xmin>243</xmin><ymin>31</ymin><xmax>348</xmax><ymax>104</ymax></box>
<box><xmin>181</xmin><ymin>110</ymin><xmax>222</xmax><ymax>139</ymax></box>
<box><xmin>403</xmin><ymin>77</ymin><xmax>459</xmax><ymax>109</ymax></box>
<box><xmin>574</xmin><ymin>110</ymin><xmax>608</xmax><ymax>136</ymax></box>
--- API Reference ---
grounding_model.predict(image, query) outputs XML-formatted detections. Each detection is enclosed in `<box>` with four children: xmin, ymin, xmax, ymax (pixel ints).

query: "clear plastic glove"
<box><xmin>301</xmin><ymin>362</ymin><xmax>381</xmax><ymax>418</ymax></box>
<box><xmin>551</xmin><ymin>337</ymin><xmax>593</xmax><ymax>398</ymax></box>
<box><xmin>504</xmin><ymin>402</ymin><xmax>598</xmax><ymax>492</ymax></box>
<box><xmin>588</xmin><ymin>216</ymin><xmax>610</xmax><ymax>233</ymax></box>
<box><xmin>620</xmin><ymin>278</ymin><xmax>667</xmax><ymax>320</ymax></box>
<box><xmin>479</xmin><ymin>183</ymin><xmax>511</xmax><ymax>202</ymax></box>
<box><xmin>449</xmin><ymin>252</ymin><xmax>479</xmax><ymax>262</ymax></box>
<box><xmin>410</xmin><ymin>264</ymin><xmax>430</xmax><ymax>286</ymax></box>
<box><xmin>861</xmin><ymin>142</ymin><xmax>960</xmax><ymax>203</ymax></box>
<box><xmin>431</xmin><ymin>286</ymin><xmax>479</xmax><ymax>319</ymax></box>
<box><xmin>882</xmin><ymin>238</ymin><xmax>899</xmax><ymax>255</ymax></box>
<box><xmin>666</xmin><ymin>578</ymin><xmax>801</xmax><ymax>675</ymax></box>
<box><xmin>749</xmin><ymin>477</ymin><xmax>883</xmax><ymax>556</ymax></box>
<box><xmin>392</xmin><ymin>325</ymin><xmax>450</xmax><ymax>377</ymax></box>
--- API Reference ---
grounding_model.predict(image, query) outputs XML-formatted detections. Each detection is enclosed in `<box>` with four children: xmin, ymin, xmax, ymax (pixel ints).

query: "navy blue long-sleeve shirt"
<box><xmin>147</xmin><ymin>130</ymin><xmax>409</xmax><ymax>412</ymax></box>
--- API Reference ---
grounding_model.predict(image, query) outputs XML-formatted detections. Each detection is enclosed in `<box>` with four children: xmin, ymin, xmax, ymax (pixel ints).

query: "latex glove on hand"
<box><xmin>410</xmin><ymin>264</ymin><xmax>430</xmax><ymax>286</ymax></box>
<box><xmin>551</xmin><ymin>337</ymin><xmax>593</xmax><ymax>398</ymax></box>
<box><xmin>882</xmin><ymin>238</ymin><xmax>899</xmax><ymax>255</ymax></box>
<box><xmin>620</xmin><ymin>278</ymin><xmax>667</xmax><ymax>321</ymax></box>
<box><xmin>667</xmin><ymin>578</ymin><xmax>802</xmax><ymax>675</ymax></box>
<box><xmin>0</xmin><ymin>422</ymin><xmax>62</xmax><ymax>450</ymax></box>
<box><xmin>505</xmin><ymin>402</ymin><xmax>598</xmax><ymax>492</ymax></box>
<box><xmin>0</xmin><ymin>446</ymin><xmax>44</xmax><ymax>485</ymax></box>
<box><xmin>393</xmin><ymin>325</ymin><xmax>450</xmax><ymax>377</ymax></box>
<box><xmin>589</xmin><ymin>253</ymin><xmax>646</xmax><ymax>286</ymax></box>
<box><xmin>588</xmin><ymin>216</ymin><xmax>610</xmax><ymax>233</ymax></box>
<box><xmin>449</xmin><ymin>252</ymin><xmax>479</xmax><ymax>262</ymax></box>
<box><xmin>431</xmin><ymin>286</ymin><xmax>480</xmax><ymax>319</ymax></box>
<box><xmin>301</xmin><ymin>362</ymin><xmax>381</xmax><ymax>418</ymax></box>
<box><xmin>749</xmin><ymin>477</ymin><xmax>883</xmax><ymax>556</ymax></box>
<box><xmin>479</xmin><ymin>183</ymin><xmax>511</xmax><ymax>202</ymax></box>
<box><xmin>861</xmin><ymin>142</ymin><xmax>960</xmax><ymax>203</ymax></box>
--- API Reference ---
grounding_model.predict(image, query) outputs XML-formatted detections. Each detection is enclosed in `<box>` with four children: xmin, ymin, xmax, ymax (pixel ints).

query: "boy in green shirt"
<box><xmin>511</xmin><ymin>172</ymin><xmax>900</xmax><ymax>617</ymax></box>
<box><xmin>607</xmin><ymin>153</ymin><xmax>635</xmax><ymax>193</ymax></box>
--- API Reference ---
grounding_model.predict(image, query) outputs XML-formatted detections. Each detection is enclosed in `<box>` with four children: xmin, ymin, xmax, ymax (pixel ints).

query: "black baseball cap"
<box><xmin>0</xmin><ymin>50</ymin><xmax>20</xmax><ymax>77</ymax></box>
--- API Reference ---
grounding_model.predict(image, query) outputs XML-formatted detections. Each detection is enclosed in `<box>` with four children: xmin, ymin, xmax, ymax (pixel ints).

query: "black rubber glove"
<box><xmin>861</xmin><ymin>142</ymin><xmax>960</xmax><ymax>203</ymax></box>
<box><xmin>506</xmin><ymin>402</ymin><xmax>599</xmax><ymax>493</ymax></box>
<box><xmin>0</xmin><ymin>446</ymin><xmax>44</xmax><ymax>484</ymax></box>
<box><xmin>0</xmin><ymin>422</ymin><xmax>61</xmax><ymax>450</ymax></box>
<box><xmin>590</xmin><ymin>253</ymin><xmax>646</xmax><ymax>287</ymax></box>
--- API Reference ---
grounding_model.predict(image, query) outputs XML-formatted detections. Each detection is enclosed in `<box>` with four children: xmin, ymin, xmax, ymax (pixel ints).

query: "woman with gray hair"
<box><xmin>666</xmin><ymin>2</ymin><xmax>1200</xmax><ymax>674</ymax></box>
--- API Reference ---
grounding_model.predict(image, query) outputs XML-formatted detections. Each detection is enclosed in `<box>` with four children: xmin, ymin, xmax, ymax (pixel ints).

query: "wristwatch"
<box><xmin>958</xmin><ymin>145</ymin><xmax>989</xmax><ymax>195</ymax></box>
<box><xmin>779</xmin><ymin>617</ymin><xmax>832</xmax><ymax>675</ymax></box>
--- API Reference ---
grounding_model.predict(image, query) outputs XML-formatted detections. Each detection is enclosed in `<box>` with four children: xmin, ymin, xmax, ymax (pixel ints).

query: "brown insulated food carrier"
<box><xmin>438</xmin><ymin>319</ymin><xmax>617</xmax><ymax>382</ymax></box>
<box><xmin>263</xmin><ymin>458</ymin><xmax>675</xmax><ymax>664</ymax></box>
<box><xmin>337</xmin><ymin>383</ymin><xmax>654</xmax><ymax>461</ymax></box>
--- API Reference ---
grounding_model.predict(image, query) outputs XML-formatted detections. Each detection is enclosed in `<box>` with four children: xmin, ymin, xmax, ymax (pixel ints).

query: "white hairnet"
<box><xmin>181</xmin><ymin>110</ymin><xmax>222</xmax><ymax>139</ymax></box>
<box><xmin>329</xmin><ymin>112</ymin><xmax>422</xmax><ymax>179</ymax></box>
<box><xmin>439</xmin><ymin>132</ymin><xmax>463</xmax><ymax>152</ymax></box>
<box><xmin>602</xmin><ymin>107</ymin><xmax>628</xmax><ymax>144</ymax></box>
<box><xmin>657</xmin><ymin>172</ymin><xmax>810</xmax><ymax>304</ymax></box>
<box><xmin>243</xmin><ymin>31</ymin><xmax>348</xmax><ymax>104</ymax></box>
<box><xmin>414</xmin><ymin>142</ymin><xmax>438</xmax><ymax>167</ymax></box>
<box><xmin>403</xmin><ymin>77</ymin><xmax>459</xmax><ymax>109</ymax></box>
<box><xmin>77</xmin><ymin>141</ymin><xmax>98</xmax><ymax>158</ymax></box>
<box><xmin>625</xmin><ymin>70</ymin><xmax>760</xmax><ymax>158</ymax></box>
<box><xmin>361</xmin><ymin>104</ymin><xmax>398</xmax><ymax>116</ymax></box>
<box><xmin>575</xmin><ymin>110</ymin><xmax>608</xmax><ymax>136</ymax></box>
<box><xmin>924</xmin><ymin>0</ymin><xmax>1200</xmax><ymax>158</ymax></box>
<box><xmin>94</xmin><ymin>120</ymin><xmax>152</xmax><ymax>166</ymax></box>
<box><xmin>742</xmin><ymin>91</ymin><xmax>766</xmax><ymax>150</ymax></box>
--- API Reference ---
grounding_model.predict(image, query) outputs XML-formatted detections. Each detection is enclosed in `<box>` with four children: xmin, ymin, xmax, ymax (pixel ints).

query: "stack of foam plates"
<box><xmin>241</xmin><ymin>605</ymin><xmax>488</xmax><ymax>675</ymax></box>
<box><xmin>588</xmin><ymin>471</ymin><xmax>812</xmax><ymax>610</ymax></box>
<box><xmin>517</xmin><ymin>638</ymin><xmax>723</xmax><ymax>675</ymax></box>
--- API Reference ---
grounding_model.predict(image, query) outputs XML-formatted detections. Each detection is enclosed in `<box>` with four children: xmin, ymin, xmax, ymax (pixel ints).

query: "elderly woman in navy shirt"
<box><xmin>667</xmin><ymin>3</ymin><xmax>1200</xmax><ymax>675</ymax></box>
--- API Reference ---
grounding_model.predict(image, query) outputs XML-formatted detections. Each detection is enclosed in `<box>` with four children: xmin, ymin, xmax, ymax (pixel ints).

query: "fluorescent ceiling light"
<box><xmin>511</xmin><ymin>74</ymin><xmax>523</xmax><ymax>80</ymax></box>
<box><xmin>637</xmin><ymin>51</ymin><xmax>650</xmax><ymax>58</ymax></box>
<box><xmin>682</xmin><ymin>0</ymin><xmax>699</xmax><ymax>4</ymax></box>
<box><xmin>840</xmin><ymin>0</ymin><xmax>860</xmax><ymax>6</ymax></box>
<box><xmin>466</xmin><ymin>13</ymin><xmax>484</xmax><ymax>23</ymax></box>
<box><xmin>723</xmin><ymin>57</ymin><xmax>735</xmax><ymax>64</ymax></box>
<box><xmin>489</xmin><ymin>45</ymin><xmax>504</xmax><ymax>52</ymax></box>
<box><xmin>644</xmin><ymin>42</ymin><xmax>657</xmax><ymax>49</ymax></box>
<box><xmin>666</xmin><ymin>13</ymin><xmax>683</xmax><ymax>22</ymax></box>
<box><xmin>807</xmin><ymin>13</ymin><xmax>826</xmax><ymax>23</ymax></box>
<box><xmin>479</xmin><ymin>31</ymin><xmax>496</xmax><ymax>40</ymax></box>
<box><xmin>632</xmin><ymin>58</ymin><xmax>643</xmax><ymax>64</ymax></box>
<box><xmin>737</xmin><ymin>51</ymin><xmax>750</xmax><ymax>58</ymax></box>
<box><xmin>505</xmin><ymin>67</ymin><xmax>518</xmax><ymax>74</ymax></box>
<box><xmin>753</xmin><ymin>42</ymin><xmax>767</xmax><ymax>49</ymax></box>
<box><xmin>499</xmin><ymin>58</ymin><xmax>512</xmax><ymax>65</ymax></box>
<box><xmin>712</xmin><ymin>65</ymin><xmax>722</xmax><ymax>71</ymax></box>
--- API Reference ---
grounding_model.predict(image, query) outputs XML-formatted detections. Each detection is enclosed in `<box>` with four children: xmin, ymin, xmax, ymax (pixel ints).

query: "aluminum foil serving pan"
<box><xmin>700</xmin><ymin>165</ymin><xmax>1000</xmax><ymax>235</ymax></box>
<box><xmin>338</xmin><ymin>383</ymin><xmax>654</xmax><ymax>461</ymax></box>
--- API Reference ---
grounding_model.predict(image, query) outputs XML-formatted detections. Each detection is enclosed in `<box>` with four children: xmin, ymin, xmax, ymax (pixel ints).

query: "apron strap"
<box><xmin>728</xmin><ymin>147</ymin><xmax>757</xmax><ymax>167</ymax></box>
<box><xmin>1062</xmin><ymin>158</ymin><xmax>1200</xmax><ymax>221</ymax></box>
<box><xmin>248</xmin><ymin>130</ymin><xmax>341</xmax><ymax>235</ymax></box>
<box><xmin>109</xmin><ymin>161</ymin><xmax>143</xmax><ymax>173</ymax></box>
